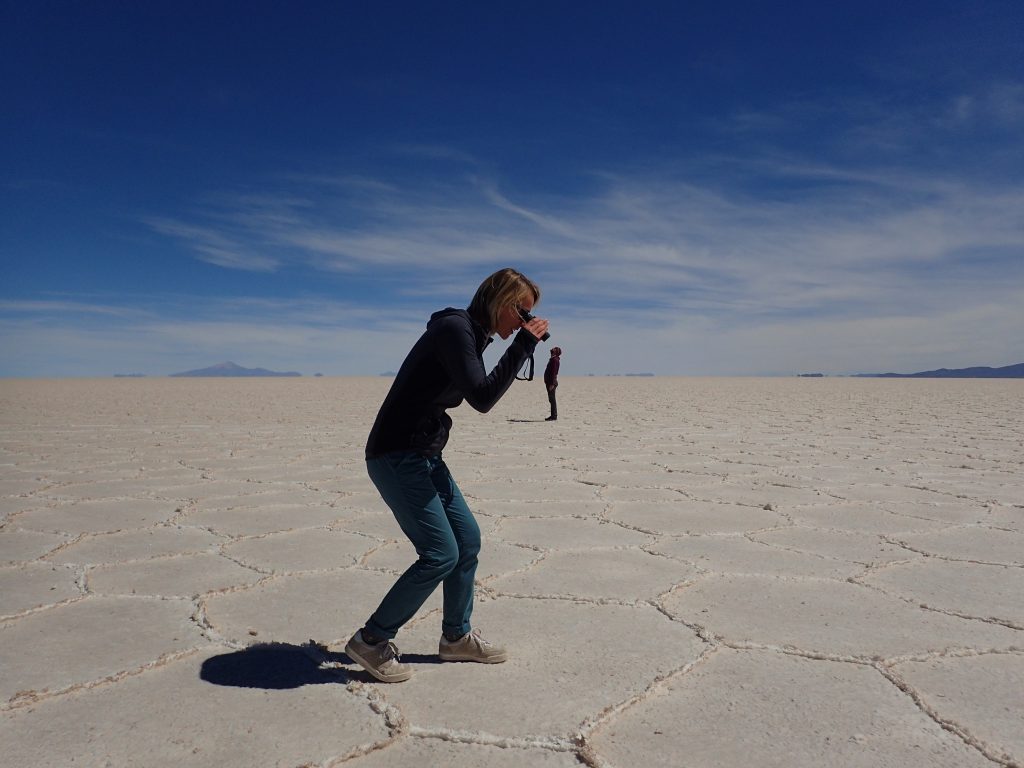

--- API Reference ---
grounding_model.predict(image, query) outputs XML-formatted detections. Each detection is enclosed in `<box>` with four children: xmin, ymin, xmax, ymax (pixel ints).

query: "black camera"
<box><xmin>517</xmin><ymin>307</ymin><xmax>550</xmax><ymax>341</ymax></box>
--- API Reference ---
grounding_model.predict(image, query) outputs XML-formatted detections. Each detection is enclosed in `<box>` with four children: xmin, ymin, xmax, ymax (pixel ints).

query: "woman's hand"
<box><xmin>522</xmin><ymin>315</ymin><xmax>549</xmax><ymax>341</ymax></box>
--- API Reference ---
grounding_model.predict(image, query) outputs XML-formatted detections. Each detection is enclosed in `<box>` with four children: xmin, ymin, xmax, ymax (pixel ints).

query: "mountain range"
<box><xmin>857</xmin><ymin>363</ymin><xmax>1024</xmax><ymax>378</ymax></box>
<box><xmin>168</xmin><ymin>361</ymin><xmax>302</xmax><ymax>377</ymax></box>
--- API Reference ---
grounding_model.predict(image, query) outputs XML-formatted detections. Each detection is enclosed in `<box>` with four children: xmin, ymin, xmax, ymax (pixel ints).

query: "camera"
<box><xmin>517</xmin><ymin>307</ymin><xmax>550</xmax><ymax>341</ymax></box>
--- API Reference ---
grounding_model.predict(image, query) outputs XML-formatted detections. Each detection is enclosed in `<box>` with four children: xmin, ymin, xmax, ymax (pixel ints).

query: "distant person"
<box><xmin>345</xmin><ymin>268</ymin><xmax>550</xmax><ymax>683</ymax></box>
<box><xmin>544</xmin><ymin>346</ymin><xmax>561</xmax><ymax>421</ymax></box>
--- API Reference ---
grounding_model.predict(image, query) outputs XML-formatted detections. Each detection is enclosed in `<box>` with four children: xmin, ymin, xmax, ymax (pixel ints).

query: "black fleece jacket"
<box><xmin>365</xmin><ymin>308</ymin><xmax>538</xmax><ymax>459</ymax></box>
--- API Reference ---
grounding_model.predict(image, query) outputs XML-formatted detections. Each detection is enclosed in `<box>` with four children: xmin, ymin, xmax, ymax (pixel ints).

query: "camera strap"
<box><xmin>515</xmin><ymin>354</ymin><xmax>535</xmax><ymax>381</ymax></box>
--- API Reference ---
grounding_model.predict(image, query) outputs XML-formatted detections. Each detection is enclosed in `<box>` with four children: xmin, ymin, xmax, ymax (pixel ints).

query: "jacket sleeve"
<box><xmin>434</xmin><ymin>317</ymin><xmax>538</xmax><ymax>413</ymax></box>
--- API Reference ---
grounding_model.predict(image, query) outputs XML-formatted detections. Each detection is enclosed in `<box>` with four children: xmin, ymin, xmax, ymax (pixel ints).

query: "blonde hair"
<box><xmin>467</xmin><ymin>268</ymin><xmax>541</xmax><ymax>334</ymax></box>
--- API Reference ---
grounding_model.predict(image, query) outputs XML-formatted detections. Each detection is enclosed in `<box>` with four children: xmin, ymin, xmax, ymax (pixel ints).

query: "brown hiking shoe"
<box><xmin>344</xmin><ymin>630</ymin><xmax>413</xmax><ymax>682</ymax></box>
<box><xmin>438</xmin><ymin>629</ymin><xmax>508</xmax><ymax>663</ymax></box>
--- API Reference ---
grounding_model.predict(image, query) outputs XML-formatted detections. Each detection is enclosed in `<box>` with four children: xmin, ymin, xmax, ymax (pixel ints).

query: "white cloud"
<box><xmin>945</xmin><ymin>82</ymin><xmax>1024</xmax><ymax>128</ymax></box>
<box><xmin>9</xmin><ymin>105</ymin><xmax>1023</xmax><ymax>377</ymax></box>
<box><xmin>0</xmin><ymin>298</ymin><xmax>429</xmax><ymax>378</ymax></box>
<box><xmin>0</xmin><ymin>299</ymin><xmax>144</xmax><ymax>318</ymax></box>
<box><xmin>144</xmin><ymin>216</ymin><xmax>280</xmax><ymax>272</ymax></box>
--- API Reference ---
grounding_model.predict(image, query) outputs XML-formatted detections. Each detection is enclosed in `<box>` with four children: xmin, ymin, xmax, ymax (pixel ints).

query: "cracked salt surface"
<box><xmin>1</xmin><ymin>376</ymin><xmax>1022</xmax><ymax>767</ymax></box>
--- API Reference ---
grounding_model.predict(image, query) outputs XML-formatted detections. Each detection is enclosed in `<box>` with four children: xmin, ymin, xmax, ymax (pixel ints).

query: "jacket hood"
<box><xmin>427</xmin><ymin>307</ymin><xmax>469</xmax><ymax>326</ymax></box>
<box><xmin>428</xmin><ymin>307</ymin><xmax>492</xmax><ymax>350</ymax></box>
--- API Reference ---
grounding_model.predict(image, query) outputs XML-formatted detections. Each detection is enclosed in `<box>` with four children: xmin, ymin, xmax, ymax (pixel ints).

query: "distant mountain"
<box><xmin>169</xmin><ymin>361</ymin><xmax>302</xmax><ymax>377</ymax></box>
<box><xmin>857</xmin><ymin>363</ymin><xmax>1024</xmax><ymax>378</ymax></box>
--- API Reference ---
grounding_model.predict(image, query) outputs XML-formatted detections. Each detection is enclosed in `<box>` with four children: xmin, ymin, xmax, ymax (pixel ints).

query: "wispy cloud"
<box><xmin>10</xmin><ymin>80</ymin><xmax>1020</xmax><ymax>377</ymax></box>
<box><xmin>0</xmin><ymin>295</ymin><xmax>429</xmax><ymax>377</ymax></box>
<box><xmin>120</xmin><ymin>131</ymin><xmax>1024</xmax><ymax>375</ymax></box>
<box><xmin>144</xmin><ymin>216</ymin><xmax>280</xmax><ymax>272</ymax></box>
<box><xmin>945</xmin><ymin>81</ymin><xmax>1024</xmax><ymax>128</ymax></box>
<box><xmin>477</xmin><ymin>182</ymin><xmax>580</xmax><ymax>240</ymax></box>
<box><xmin>0</xmin><ymin>299</ymin><xmax>145</xmax><ymax>318</ymax></box>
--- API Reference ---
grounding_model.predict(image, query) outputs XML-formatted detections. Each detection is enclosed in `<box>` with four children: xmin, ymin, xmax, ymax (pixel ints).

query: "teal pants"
<box><xmin>364</xmin><ymin>451</ymin><xmax>480</xmax><ymax>640</ymax></box>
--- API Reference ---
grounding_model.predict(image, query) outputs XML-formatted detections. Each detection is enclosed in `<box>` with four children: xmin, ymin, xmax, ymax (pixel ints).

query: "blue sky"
<box><xmin>2</xmin><ymin>1</ymin><xmax>1023</xmax><ymax>377</ymax></box>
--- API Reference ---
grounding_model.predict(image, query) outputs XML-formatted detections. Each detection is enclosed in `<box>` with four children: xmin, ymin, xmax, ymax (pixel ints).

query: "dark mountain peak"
<box><xmin>169</xmin><ymin>362</ymin><xmax>302</xmax><ymax>377</ymax></box>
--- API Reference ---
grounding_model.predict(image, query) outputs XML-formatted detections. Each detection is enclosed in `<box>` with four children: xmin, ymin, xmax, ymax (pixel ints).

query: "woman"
<box><xmin>346</xmin><ymin>267</ymin><xmax>550</xmax><ymax>682</ymax></box>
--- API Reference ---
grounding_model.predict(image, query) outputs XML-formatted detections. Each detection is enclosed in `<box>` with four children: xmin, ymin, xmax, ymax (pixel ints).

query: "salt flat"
<box><xmin>1</xmin><ymin>376</ymin><xmax>1022</xmax><ymax>767</ymax></box>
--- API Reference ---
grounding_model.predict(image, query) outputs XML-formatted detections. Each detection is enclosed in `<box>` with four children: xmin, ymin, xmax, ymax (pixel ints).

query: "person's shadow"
<box><xmin>200</xmin><ymin>642</ymin><xmax>440</xmax><ymax>689</ymax></box>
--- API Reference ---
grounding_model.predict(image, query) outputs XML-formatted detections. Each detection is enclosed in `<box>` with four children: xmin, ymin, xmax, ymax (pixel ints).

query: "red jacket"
<box><xmin>544</xmin><ymin>356</ymin><xmax>560</xmax><ymax>387</ymax></box>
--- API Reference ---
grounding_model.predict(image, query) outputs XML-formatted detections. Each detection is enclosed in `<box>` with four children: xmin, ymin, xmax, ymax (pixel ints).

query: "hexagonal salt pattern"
<box><xmin>892</xmin><ymin>652</ymin><xmax>1024</xmax><ymax>765</ymax></box>
<box><xmin>202</xmin><ymin>568</ymin><xmax>443</xmax><ymax>648</ymax></box>
<box><xmin>86</xmin><ymin>551</ymin><xmax>264</xmax><ymax>597</ymax></box>
<box><xmin>370</xmin><ymin>597</ymin><xmax>707</xmax><ymax>739</ymax></box>
<box><xmin>0</xmin><ymin>529</ymin><xmax>69</xmax><ymax>564</ymax></box>
<box><xmin>589</xmin><ymin>649</ymin><xmax>994</xmax><ymax>767</ymax></box>
<box><xmin>649</xmin><ymin>534</ymin><xmax>868</xmax><ymax>579</ymax></box>
<box><xmin>0</xmin><ymin>562</ymin><xmax>81</xmax><ymax>618</ymax></box>
<box><xmin>751</xmin><ymin>525</ymin><xmax>916</xmax><ymax>566</ymax></box>
<box><xmin>44</xmin><ymin>525</ymin><xmax>221</xmax><ymax>565</ymax></box>
<box><xmin>663</xmin><ymin>574</ymin><xmax>1019</xmax><ymax>658</ymax></box>
<box><xmin>14</xmin><ymin>498</ymin><xmax>183</xmax><ymax>535</ymax></box>
<box><xmin>348</xmin><ymin>737</ymin><xmax>585</xmax><ymax>767</ymax></box>
<box><xmin>2</xmin><ymin>377</ymin><xmax>1021</xmax><ymax>767</ymax></box>
<box><xmin>0</xmin><ymin>595</ymin><xmax>205</xmax><ymax>703</ymax></box>
<box><xmin>604</xmin><ymin>499</ymin><xmax>785</xmax><ymax>535</ymax></box>
<box><xmin>861</xmin><ymin>559</ymin><xmax>1024</xmax><ymax>628</ymax></box>
<box><xmin>222</xmin><ymin>527</ymin><xmax>376</xmax><ymax>573</ymax></box>
<box><xmin>489</xmin><ymin>548</ymin><xmax>696</xmax><ymax>602</ymax></box>
<box><xmin>0</xmin><ymin>647</ymin><xmax>392</xmax><ymax>768</ymax></box>
<box><xmin>889</xmin><ymin>525</ymin><xmax>1024</xmax><ymax>566</ymax></box>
